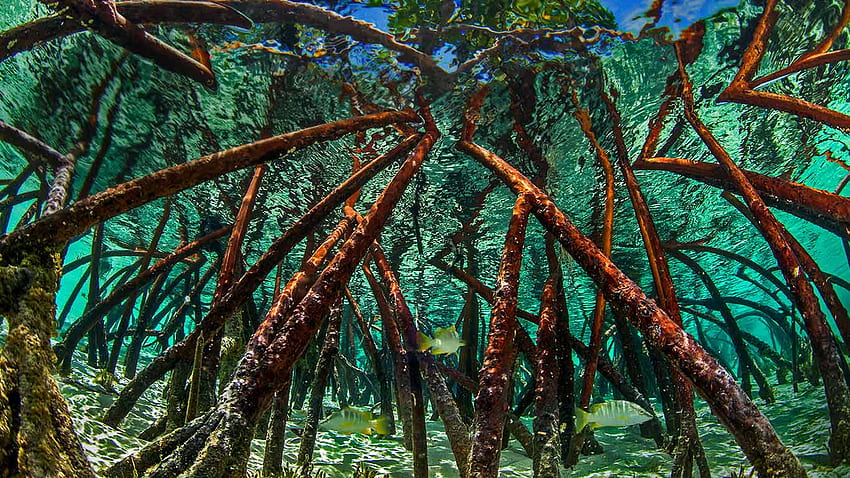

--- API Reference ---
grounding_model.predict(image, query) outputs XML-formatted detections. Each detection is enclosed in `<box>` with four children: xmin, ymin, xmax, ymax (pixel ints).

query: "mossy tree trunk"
<box><xmin>0</xmin><ymin>249</ymin><xmax>94</xmax><ymax>477</ymax></box>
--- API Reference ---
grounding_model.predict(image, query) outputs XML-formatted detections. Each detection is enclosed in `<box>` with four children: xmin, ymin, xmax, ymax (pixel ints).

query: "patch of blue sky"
<box><xmin>314</xmin><ymin>1</ymin><xmax>742</xmax><ymax>77</ymax></box>
<box><xmin>343</xmin><ymin>1</ymin><xmax>742</xmax><ymax>36</ymax></box>
<box><xmin>599</xmin><ymin>0</ymin><xmax>741</xmax><ymax>35</ymax></box>
<box><xmin>347</xmin><ymin>2</ymin><xmax>394</xmax><ymax>31</ymax></box>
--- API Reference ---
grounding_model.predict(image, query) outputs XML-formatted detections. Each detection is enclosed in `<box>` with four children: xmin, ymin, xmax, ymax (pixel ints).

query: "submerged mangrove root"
<box><xmin>0</xmin><ymin>110</ymin><xmax>417</xmax><ymax>258</ymax></box>
<box><xmin>676</xmin><ymin>35</ymin><xmax>850</xmax><ymax>464</ymax></box>
<box><xmin>101</xmin><ymin>135</ymin><xmax>418</xmax><ymax>428</ymax></box>
<box><xmin>534</xmin><ymin>276</ymin><xmax>561</xmax><ymax>478</ymax></box>
<box><xmin>262</xmin><ymin>381</ymin><xmax>291</xmax><ymax>477</ymax></box>
<box><xmin>297</xmin><ymin>300</ymin><xmax>342</xmax><ymax>467</ymax></box>
<box><xmin>603</xmin><ymin>85</ymin><xmax>706</xmax><ymax>474</ymax></box>
<box><xmin>0</xmin><ymin>250</ymin><xmax>94</xmax><ymax>477</ymax></box>
<box><xmin>469</xmin><ymin>193</ymin><xmax>532</xmax><ymax>477</ymax></box>
<box><xmin>717</xmin><ymin>0</ymin><xmax>850</xmax><ymax>130</ymax></box>
<box><xmin>457</xmin><ymin>89</ymin><xmax>806</xmax><ymax>476</ymax></box>
<box><xmin>363</xmin><ymin>261</ymin><xmax>414</xmax><ymax>449</ymax></box>
<box><xmin>370</xmin><ymin>244</ymin><xmax>429</xmax><ymax>478</ymax></box>
<box><xmin>108</xmin><ymin>108</ymin><xmax>436</xmax><ymax>478</ymax></box>
<box><xmin>36</xmin><ymin>0</ymin><xmax>215</xmax><ymax>87</ymax></box>
<box><xmin>1</xmin><ymin>3</ymin><xmax>846</xmax><ymax>476</ymax></box>
<box><xmin>346</xmin><ymin>288</ymin><xmax>395</xmax><ymax>435</ymax></box>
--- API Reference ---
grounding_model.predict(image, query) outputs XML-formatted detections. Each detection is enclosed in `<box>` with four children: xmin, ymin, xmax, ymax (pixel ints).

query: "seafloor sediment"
<box><xmin>53</xmin><ymin>349</ymin><xmax>847</xmax><ymax>478</ymax></box>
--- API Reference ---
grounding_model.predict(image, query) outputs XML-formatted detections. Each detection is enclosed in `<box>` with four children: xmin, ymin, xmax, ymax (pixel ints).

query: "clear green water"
<box><xmin>1</xmin><ymin>0</ymin><xmax>850</xmax><ymax>476</ymax></box>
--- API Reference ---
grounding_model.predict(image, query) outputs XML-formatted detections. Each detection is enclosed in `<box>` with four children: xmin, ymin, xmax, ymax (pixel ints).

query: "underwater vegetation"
<box><xmin>0</xmin><ymin>0</ymin><xmax>850</xmax><ymax>476</ymax></box>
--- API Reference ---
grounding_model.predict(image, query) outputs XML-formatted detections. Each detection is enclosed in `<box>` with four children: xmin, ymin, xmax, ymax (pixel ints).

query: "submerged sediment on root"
<box><xmin>0</xmin><ymin>249</ymin><xmax>93</xmax><ymax>477</ymax></box>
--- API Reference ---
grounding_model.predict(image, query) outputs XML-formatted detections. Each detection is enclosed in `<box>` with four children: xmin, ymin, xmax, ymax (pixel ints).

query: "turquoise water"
<box><xmin>1</xmin><ymin>0</ymin><xmax>850</xmax><ymax>476</ymax></box>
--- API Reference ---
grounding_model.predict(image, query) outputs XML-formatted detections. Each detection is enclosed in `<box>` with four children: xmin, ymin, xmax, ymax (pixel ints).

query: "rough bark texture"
<box><xmin>469</xmin><ymin>193</ymin><xmax>532</xmax><ymax>477</ymax></box>
<box><xmin>677</xmin><ymin>38</ymin><xmax>850</xmax><ymax>464</ymax></box>
<box><xmin>297</xmin><ymin>300</ymin><xmax>342</xmax><ymax>466</ymax></box>
<box><xmin>603</xmin><ymin>86</ymin><xmax>707</xmax><ymax>474</ymax></box>
<box><xmin>433</xmin><ymin>361</ymin><xmax>536</xmax><ymax>459</ymax></box>
<box><xmin>456</xmin><ymin>123</ymin><xmax>806</xmax><ymax>476</ymax></box>
<box><xmin>108</xmin><ymin>111</ymin><xmax>436</xmax><ymax>477</ymax></box>
<box><xmin>534</xmin><ymin>276</ymin><xmax>561</xmax><ymax>478</ymax></box>
<box><xmin>0</xmin><ymin>110</ymin><xmax>417</xmax><ymax>258</ymax></box>
<box><xmin>370</xmin><ymin>244</ymin><xmax>429</xmax><ymax>478</ymax></box>
<box><xmin>101</xmin><ymin>135</ymin><xmax>417</xmax><ymax>427</ymax></box>
<box><xmin>0</xmin><ymin>249</ymin><xmax>94</xmax><ymax>477</ymax></box>
<box><xmin>670</xmin><ymin>250</ymin><xmax>774</xmax><ymax>402</ymax></box>
<box><xmin>433</xmin><ymin>250</ymin><xmax>659</xmax><ymax>425</ymax></box>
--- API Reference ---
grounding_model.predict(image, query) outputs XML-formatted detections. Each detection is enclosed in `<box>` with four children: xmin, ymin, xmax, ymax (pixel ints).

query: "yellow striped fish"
<box><xmin>575</xmin><ymin>400</ymin><xmax>653</xmax><ymax>430</ymax></box>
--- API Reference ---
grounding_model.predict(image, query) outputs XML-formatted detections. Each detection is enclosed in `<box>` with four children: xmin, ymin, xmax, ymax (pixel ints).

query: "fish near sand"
<box><xmin>575</xmin><ymin>400</ymin><xmax>653</xmax><ymax>431</ymax></box>
<box><xmin>417</xmin><ymin>325</ymin><xmax>466</xmax><ymax>356</ymax></box>
<box><xmin>320</xmin><ymin>407</ymin><xmax>389</xmax><ymax>435</ymax></box>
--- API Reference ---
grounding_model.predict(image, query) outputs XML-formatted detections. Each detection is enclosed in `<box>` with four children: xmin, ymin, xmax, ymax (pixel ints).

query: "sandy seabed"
<box><xmin>57</xmin><ymin>350</ymin><xmax>849</xmax><ymax>478</ymax></box>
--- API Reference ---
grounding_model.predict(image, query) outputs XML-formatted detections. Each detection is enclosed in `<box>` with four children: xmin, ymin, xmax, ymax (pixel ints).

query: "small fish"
<box><xmin>320</xmin><ymin>407</ymin><xmax>389</xmax><ymax>435</ymax></box>
<box><xmin>417</xmin><ymin>325</ymin><xmax>466</xmax><ymax>356</ymax></box>
<box><xmin>575</xmin><ymin>400</ymin><xmax>653</xmax><ymax>431</ymax></box>
<box><xmin>93</xmin><ymin>370</ymin><xmax>117</xmax><ymax>392</ymax></box>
